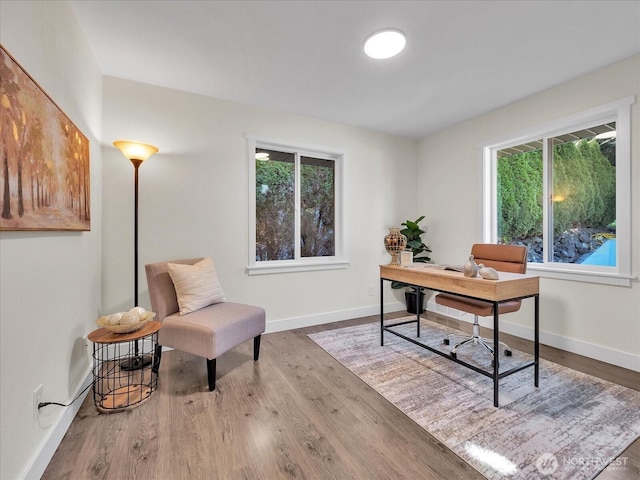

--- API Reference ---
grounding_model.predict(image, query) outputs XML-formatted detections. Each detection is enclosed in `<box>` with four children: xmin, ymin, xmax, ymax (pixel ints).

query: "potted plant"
<box><xmin>392</xmin><ymin>216</ymin><xmax>432</xmax><ymax>313</ymax></box>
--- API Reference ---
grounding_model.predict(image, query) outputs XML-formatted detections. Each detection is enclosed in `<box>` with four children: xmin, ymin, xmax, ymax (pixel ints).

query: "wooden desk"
<box><xmin>380</xmin><ymin>264</ymin><xmax>540</xmax><ymax>407</ymax></box>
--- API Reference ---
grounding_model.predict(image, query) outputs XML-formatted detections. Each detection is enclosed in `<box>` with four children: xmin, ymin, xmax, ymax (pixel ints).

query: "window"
<box><xmin>483</xmin><ymin>97</ymin><xmax>634</xmax><ymax>286</ymax></box>
<box><xmin>248</xmin><ymin>137</ymin><xmax>347</xmax><ymax>275</ymax></box>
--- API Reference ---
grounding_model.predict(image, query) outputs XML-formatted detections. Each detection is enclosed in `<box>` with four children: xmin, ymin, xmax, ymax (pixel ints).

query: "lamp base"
<box><xmin>120</xmin><ymin>354</ymin><xmax>153</xmax><ymax>371</ymax></box>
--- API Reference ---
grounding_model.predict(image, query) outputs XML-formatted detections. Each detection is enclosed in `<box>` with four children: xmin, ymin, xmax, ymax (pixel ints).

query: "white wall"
<box><xmin>101</xmin><ymin>76</ymin><xmax>417</xmax><ymax>332</ymax></box>
<box><xmin>0</xmin><ymin>2</ymin><xmax>102</xmax><ymax>479</ymax></box>
<box><xmin>419</xmin><ymin>55</ymin><xmax>640</xmax><ymax>370</ymax></box>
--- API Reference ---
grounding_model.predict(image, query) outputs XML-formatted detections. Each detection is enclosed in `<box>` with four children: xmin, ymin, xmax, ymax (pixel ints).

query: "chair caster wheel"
<box><xmin>504</xmin><ymin>349</ymin><xmax>512</xmax><ymax>357</ymax></box>
<box><xmin>443</xmin><ymin>338</ymin><xmax>450</xmax><ymax>345</ymax></box>
<box><xmin>450</xmin><ymin>351</ymin><xmax>457</xmax><ymax>359</ymax></box>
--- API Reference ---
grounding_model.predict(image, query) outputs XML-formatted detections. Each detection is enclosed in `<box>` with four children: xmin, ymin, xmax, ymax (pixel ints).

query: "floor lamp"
<box><xmin>113</xmin><ymin>140</ymin><xmax>158</xmax><ymax>370</ymax></box>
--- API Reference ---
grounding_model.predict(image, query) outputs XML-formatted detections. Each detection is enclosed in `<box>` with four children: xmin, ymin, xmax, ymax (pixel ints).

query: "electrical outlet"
<box><xmin>367</xmin><ymin>286</ymin><xmax>374</xmax><ymax>296</ymax></box>
<box><xmin>33</xmin><ymin>385</ymin><xmax>43</xmax><ymax>422</ymax></box>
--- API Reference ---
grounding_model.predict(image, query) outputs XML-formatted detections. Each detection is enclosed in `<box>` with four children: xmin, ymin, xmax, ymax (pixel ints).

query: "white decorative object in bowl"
<box><xmin>96</xmin><ymin>308</ymin><xmax>156</xmax><ymax>333</ymax></box>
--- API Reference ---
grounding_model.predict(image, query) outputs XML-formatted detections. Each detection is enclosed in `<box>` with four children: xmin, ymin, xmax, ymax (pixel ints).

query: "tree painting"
<box><xmin>0</xmin><ymin>46</ymin><xmax>90</xmax><ymax>231</ymax></box>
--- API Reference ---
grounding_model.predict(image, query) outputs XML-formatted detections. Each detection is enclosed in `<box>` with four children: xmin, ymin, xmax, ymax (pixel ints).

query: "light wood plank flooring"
<box><xmin>43</xmin><ymin>312</ymin><xmax>639</xmax><ymax>479</ymax></box>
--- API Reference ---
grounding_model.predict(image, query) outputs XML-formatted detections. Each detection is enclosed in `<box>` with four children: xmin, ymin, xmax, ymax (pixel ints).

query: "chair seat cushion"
<box><xmin>435</xmin><ymin>293</ymin><xmax>521</xmax><ymax>317</ymax></box>
<box><xmin>159</xmin><ymin>302</ymin><xmax>266</xmax><ymax>359</ymax></box>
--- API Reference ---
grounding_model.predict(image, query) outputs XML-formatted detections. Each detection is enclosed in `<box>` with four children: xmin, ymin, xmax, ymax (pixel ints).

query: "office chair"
<box><xmin>435</xmin><ymin>244</ymin><xmax>527</xmax><ymax>360</ymax></box>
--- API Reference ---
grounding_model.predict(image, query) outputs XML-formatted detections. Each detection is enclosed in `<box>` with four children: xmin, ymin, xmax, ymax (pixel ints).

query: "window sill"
<box><xmin>527</xmin><ymin>264</ymin><xmax>636</xmax><ymax>287</ymax></box>
<box><xmin>247</xmin><ymin>259</ymin><xmax>350</xmax><ymax>276</ymax></box>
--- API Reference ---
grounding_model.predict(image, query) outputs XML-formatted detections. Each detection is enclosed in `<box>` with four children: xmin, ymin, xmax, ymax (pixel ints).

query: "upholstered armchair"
<box><xmin>145</xmin><ymin>257</ymin><xmax>266</xmax><ymax>391</ymax></box>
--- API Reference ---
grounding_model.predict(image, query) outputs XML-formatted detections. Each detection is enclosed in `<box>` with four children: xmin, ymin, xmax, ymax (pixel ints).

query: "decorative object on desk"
<box><xmin>0</xmin><ymin>46</ymin><xmax>90</xmax><ymax>231</ymax></box>
<box><xmin>390</xmin><ymin>216</ymin><xmax>432</xmax><ymax>313</ymax></box>
<box><xmin>463</xmin><ymin>254</ymin><xmax>479</xmax><ymax>277</ymax></box>
<box><xmin>400</xmin><ymin>249</ymin><xmax>413</xmax><ymax>267</ymax></box>
<box><xmin>478</xmin><ymin>264</ymin><xmax>499</xmax><ymax>280</ymax></box>
<box><xmin>384</xmin><ymin>227</ymin><xmax>406</xmax><ymax>265</ymax></box>
<box><xmin>96</xmin><ymin>307</ymin><xmax>155</xmax><ymax>333</ymax></box>
<box><xmin>309</xmin><ymin>320</ymin><xmax>640</xmax><ymax>480</ymax></box>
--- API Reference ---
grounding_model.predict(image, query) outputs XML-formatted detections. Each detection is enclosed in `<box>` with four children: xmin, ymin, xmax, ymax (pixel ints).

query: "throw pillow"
<box><xmin>167</xmin><ymin>257</ymin><xmax>225</xmax><ymax>315</ymax></box>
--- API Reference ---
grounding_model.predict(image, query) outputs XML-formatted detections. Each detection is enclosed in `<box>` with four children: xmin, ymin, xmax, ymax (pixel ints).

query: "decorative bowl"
<box><xmin>96</xmin><ymin>311</ymin><xmax>156</xmax><ymax>333</ymax></box>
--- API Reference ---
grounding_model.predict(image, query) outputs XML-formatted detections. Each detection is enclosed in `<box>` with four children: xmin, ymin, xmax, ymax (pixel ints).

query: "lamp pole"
<box><xmin>131</xmin><ymin>158</ymin><xmax>143</xmax><ymax>306</ymax></box>
<box><xmin>113</xmin><ymin>140</ymin><xmax>158</xmax><ymax>371</ymax></box>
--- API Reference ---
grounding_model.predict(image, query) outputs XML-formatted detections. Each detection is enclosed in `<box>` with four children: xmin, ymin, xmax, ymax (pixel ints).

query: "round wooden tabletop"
<box><xmin>88</xmin><ymin>321</ymin><xmax>162</xmax><ymax>344</ymax></box>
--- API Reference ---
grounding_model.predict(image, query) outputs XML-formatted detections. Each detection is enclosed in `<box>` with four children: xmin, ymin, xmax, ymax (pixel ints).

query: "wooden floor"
<box><xmin>43</xmin><ymin>312</ymin><xmax>639</xmax><ymax>480</ymax></box>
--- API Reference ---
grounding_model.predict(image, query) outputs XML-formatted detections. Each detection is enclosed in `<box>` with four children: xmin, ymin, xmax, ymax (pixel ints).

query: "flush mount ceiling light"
<box><xmin>364</xmin><ymin>28</ymin><xmax>406</xmax><ymax>59</ymax></box>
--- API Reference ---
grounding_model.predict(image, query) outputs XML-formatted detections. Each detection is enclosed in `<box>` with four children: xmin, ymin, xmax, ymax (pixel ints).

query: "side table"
<box><xmin>88</xmin><ymin>321</ymin><xmax>161</xmax><ymax>413</ymax></box>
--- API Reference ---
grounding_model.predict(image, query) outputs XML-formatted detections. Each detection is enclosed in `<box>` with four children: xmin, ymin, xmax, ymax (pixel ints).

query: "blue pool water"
<box><xmin>580</xmin><ymin>239</ymin><xmax>616</xmax><ymax>266</ymax></box>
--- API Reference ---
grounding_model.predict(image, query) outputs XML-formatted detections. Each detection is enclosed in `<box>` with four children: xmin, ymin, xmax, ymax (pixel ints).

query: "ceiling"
<box><xmin>69</xmin><ymin>1</ymin><xmax>640</xmax><ymax>139</ymax></box>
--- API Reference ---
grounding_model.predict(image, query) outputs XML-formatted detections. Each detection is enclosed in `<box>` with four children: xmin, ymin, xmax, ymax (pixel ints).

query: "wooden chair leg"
<box><xmin>253</xmin><ymin>335</ymin><xmax>261</xmax><ymax>361</ymax></box>
<box><xmin>152</xmin><ymin>344</ymin><xmax>163</xmax><ymax>374</ymax></box>
<box><xmin>207</xmin><ymin>358</ymin><xmax>216</xmax><ymax>391</ymax></box>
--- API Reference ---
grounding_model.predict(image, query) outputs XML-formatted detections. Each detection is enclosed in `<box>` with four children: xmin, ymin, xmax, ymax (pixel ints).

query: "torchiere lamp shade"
<box><xmin>113</xmin><ymin>140</ymin><xmax>158</xmax><ymax>161</ymax></box>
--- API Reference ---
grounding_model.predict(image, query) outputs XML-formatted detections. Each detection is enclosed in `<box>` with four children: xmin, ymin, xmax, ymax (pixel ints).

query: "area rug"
<box><xmin>308</xmin><ymin>319</ymin><xmax>640</xmax><ymax>480</ymax></box>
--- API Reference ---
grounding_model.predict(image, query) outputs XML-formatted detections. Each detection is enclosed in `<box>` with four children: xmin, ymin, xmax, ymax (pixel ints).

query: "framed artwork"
<box><xmin>0</xmin><ymin>45</ymin><xmax>90</xmax><ymax>231</ymax></box>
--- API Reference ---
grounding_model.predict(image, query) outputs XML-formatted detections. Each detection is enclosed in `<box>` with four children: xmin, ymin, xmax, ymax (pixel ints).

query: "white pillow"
<box><xmin>167</xmin><ymin>257</ymin><xmax>225</xmax><ymax>315</ymax></box>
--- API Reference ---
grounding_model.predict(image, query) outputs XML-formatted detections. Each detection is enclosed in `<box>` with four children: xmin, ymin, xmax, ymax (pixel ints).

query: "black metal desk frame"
<box><xmin>380</xmin><ymin>276</ymin><xmax>539</xmax><ymax>408</ymax></box>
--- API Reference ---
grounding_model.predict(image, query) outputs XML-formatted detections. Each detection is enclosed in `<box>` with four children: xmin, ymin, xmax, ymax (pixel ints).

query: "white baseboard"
<box><xmin>265</xmin><ymin>302</ymin><xmax>406</xmax><ymax>334</ymax></box>
<box><xmin>427</xmin><ymin>300</ymin><xmax>640</xmax><ymax>372</ymax></box>
<box><xmin>23</xmin><ymin>372</ymin><xmax>93</xmax><ymax>480</ymax></box>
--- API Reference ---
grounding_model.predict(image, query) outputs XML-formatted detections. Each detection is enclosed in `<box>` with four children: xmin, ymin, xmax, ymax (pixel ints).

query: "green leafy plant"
<box><xmin>400</xmin><ymin>216</ymin><xmax>431</xmax><ymax>263</ymax></box>
<box><xmin>391</xmin><ymin>216</ymin><xmax>431</xmax><ymax>290</ymax></box>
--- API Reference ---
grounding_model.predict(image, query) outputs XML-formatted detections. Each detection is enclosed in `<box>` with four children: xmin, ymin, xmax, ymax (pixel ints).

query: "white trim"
<box><xmin>526</xmin><ymin>264</ymin><xmax>635</xmax><ymax>287</ymax></box>
<box><xmin>265</xmin><ymin>302</ymin><xmax>406</xmax><ymax>333</ymax></box>
<box><xmin>23</xmin><ymin>372</ymin><xmax>92</xmax><ymax>480</ymax></box>
<box><xmin>247</xmin><ymin>259</ymin><xmax>350</xmax><ymax>275</ymax></box>
<box><xmin>247</xmin><ymin>135</ymin><xmax>348</xmax><ymax>273</ymax></box>
<box><xmin>427</xmin><ymin>301</ymin><xmax>640</xmax><ymax>372</ymax></box>
<box><xmin>480</xmin><ymin>96</ymin><xmax>634</xmax><ymax>150</ymax></box>
<box><xmin>482</xmin><ymin>96</ymin><xmax>635</xmax><ymax>285</ymax></box>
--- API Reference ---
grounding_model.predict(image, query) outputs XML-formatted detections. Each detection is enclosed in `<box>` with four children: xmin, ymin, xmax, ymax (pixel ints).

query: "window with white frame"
<box><xmin>483</xmin><ymin>97</ymin><xmax>634</xmax><ymax>286</ymax></box>
<box><xmin>248</xmin><ymin>137</ymin><xmax>347</xmax><ymax>275</ymax></box>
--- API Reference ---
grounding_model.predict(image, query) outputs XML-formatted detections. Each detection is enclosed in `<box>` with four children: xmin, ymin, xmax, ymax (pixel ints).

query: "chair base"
<box><xmin>443</xmin><ymin>319</ymin><xmax>512</xmax><ymax>359</ymax></box>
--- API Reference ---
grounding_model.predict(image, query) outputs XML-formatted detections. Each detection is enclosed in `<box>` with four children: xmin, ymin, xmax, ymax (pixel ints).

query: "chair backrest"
<box><xmin>145</xmin><ymin>258</ymin><xmax>203</xmax><ymax>322</ymax></box>
<box><xmin>470</xmin><ymin>244</ymin><xmax>527</xmax><ymax>274</ymax></box>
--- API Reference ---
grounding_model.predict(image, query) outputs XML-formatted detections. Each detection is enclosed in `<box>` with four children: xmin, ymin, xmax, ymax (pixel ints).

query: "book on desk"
<box><xmin>415</xmin><ymin>263</ymin><xmax>464</xmax><ymax>273</ymax></box>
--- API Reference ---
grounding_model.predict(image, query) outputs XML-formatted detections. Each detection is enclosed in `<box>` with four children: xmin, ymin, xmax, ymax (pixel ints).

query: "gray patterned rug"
<box><xmin>308</xmin><ymin>319</ymin><xmax>640</xmax><ymax>480</ymax></box>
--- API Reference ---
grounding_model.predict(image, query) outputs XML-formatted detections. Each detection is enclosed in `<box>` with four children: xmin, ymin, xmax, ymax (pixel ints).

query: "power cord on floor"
<box><xmin>38</xmin><ymin>382</ymin><xmax>92</xmax><ymax>410</ymax></box>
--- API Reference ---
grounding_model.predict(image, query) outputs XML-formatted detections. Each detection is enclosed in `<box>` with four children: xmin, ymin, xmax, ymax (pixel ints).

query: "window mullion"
<box><xmin>482</xmin><ymin>147</ymin><xmax>496</xmax><ymax>243</ymax></box>
<box><xmin>542</xmin><ymin>137</ymin><xmax>551</xmax><ymax>264</ymax></box>
<box><xmin>294</xmin><ymin>152</ymin><xmax>301</xmax><ymax>260</ymax></box>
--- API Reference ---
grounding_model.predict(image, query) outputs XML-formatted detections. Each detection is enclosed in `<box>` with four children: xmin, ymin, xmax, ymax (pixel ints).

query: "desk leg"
<box><xmin>535</xmin><ymin>294</ymin><xmax>539</xmax><ymax>387</ymax></box>
<box><xmin>416</xmin><ymin>294</ymin><xmax>421</xmax><ymax>338</ymax></box>
<box><xmin>493</xmin><ymin>302</ymin><xmax>499</xmax><ymax>408</ymax></box>
<box><xmin>380</xmin><ymin>277</ymin><xmax>384</xmax><ymax>346</ymax></box>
